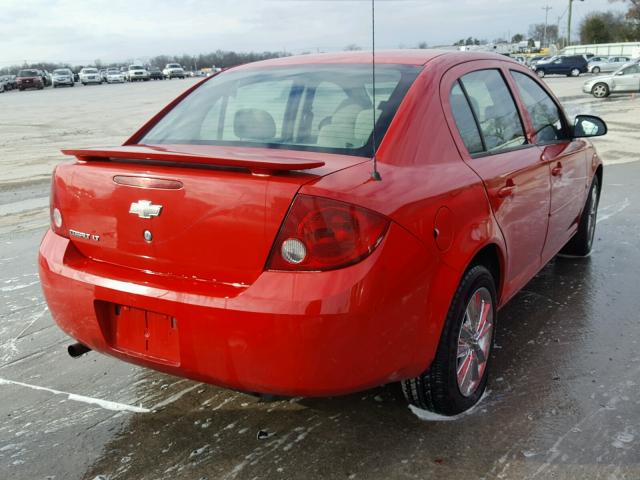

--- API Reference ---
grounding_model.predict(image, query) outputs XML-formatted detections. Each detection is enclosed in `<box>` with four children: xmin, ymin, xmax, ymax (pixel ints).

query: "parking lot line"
<box><xmin>0</xmin><ymin>377</ymin><xmax>150</xmax><ymax>413</ymax></box>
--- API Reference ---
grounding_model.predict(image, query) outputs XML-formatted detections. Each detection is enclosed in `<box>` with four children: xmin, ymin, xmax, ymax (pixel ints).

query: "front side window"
<box><xmin>511</xmin><ymin>71</ymin><xmax>567</xmax><ymax>144</ymax></box>
<box><xmin>621</xmin><ymin>64</ymin><xmax>640</xmax><ymax>75</ymax></box>
<box><xmin>458</xmin><ymin>70</ymin><xmax>526</xmax><ymax>153</ymax></box>
<box><xmin>141</xmin><ymin>64</ymin><xmax>419</xmax><ymax>157</ymax></box>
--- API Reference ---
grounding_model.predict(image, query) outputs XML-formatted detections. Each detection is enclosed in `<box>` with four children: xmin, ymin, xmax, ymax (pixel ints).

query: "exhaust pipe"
<box><xmin>67</xmin><ymin>342</ymin><xmax>91</xmax><ymax>358</ymax></box>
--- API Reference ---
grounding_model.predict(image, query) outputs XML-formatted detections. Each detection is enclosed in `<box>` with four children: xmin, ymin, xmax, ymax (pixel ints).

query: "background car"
<box><xmin>16</xmin><ymin>69</ymin><xmax>44</xmax><ymax>90</ymax></box>
<box><xmin>588</xmin><ymin>56</ymin><xmax>632</xmax><ymax>74</ymax></box>
<box><xmin>79</xmin><ymin>67</ymin><xmax>102</xmax><ymax>85</ymax></box>
<box><xmin>163</xmin><ymin>63</ymin><xmax>185</xmax><ymax>79</ymax></box>
<box><xmin>106</xmin><ymin>68</ymin><xmax>125</xmax><ymax>83</ymax></box>
<box><xmin>127</xmin><ymin>65</ymin><xmax>150</xmax><ymax>81</ymax></box>
<box><xmin>148</xmin><ymin>66</ymin><xmax>164</xmax><ymax>80</ymax></box>
<box><xmin>534</xmin><ymin>55</ymin><xmax>588</xmax><ymax>77</ymax></box>
<box><xmin>583</xmin><ymin>62</ymin><xmax>640</xmax><ymax>98</ymax></box>
<box><xmin>0</xmin><ymin>75</ymin><xmax>16</xmax><ymax>90</ymax></box>
<box><xmin>52</xmin><ymin>68</ymin><xmax>75</xmax><ymax>88</ymax></box>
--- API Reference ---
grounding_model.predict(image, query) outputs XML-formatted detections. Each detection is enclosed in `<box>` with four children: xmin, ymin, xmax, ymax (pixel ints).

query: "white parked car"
<box><xmin>163</xmin><ymin>63</ymin><xmax>185</xmax><ymax>79</ymax></box>
<box><xmin>106</xmin><ymin>68</ymin><xmax>125</xmax><ymax>83</ymax></box>
<box><xmin>52</xmin><ymin>68</ymin><xmax>75</xmax><ymax>88</ymax></box>
<box><xmin>588</xmin><ymin>56</ymin><xmax>632</xmax><ymax>74</ymax></box>
<box><xmin>127</xmin><ymin>65</ymin><xmax>150</xmax><ymax>82</ymax></box>
<box><xmin>79</xmin><ymin>68</ymin><xmax>102</xmax><ymax>85</ymax></box>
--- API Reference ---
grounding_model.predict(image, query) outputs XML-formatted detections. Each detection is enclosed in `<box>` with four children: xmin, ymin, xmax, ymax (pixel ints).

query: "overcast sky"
<box><xmin>1</xmin><ymin>0</ymin><xmax>628</xmax><ymax>66</ymax></box>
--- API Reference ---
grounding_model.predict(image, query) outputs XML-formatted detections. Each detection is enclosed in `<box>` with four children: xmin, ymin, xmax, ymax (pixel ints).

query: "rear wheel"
<box><xmin>592</xmin><ymin>83</ymin><xmax>610</xmax><ymax>98</ymax></box>
<box><xmin>571</xmin><ymin>68</ymin><xmax>581</xmax><ymax>77</ymax></box>
<box><xmin>561</xmin><ymin>176</ymin><xmax>600</xmax><ymax>256</ymax></box>
<box><xmin>402</xmin><ymin>265</ymin><xmax>496</xmax><ymax>415</ymax></box>
<box><xmin>536</xmin><ymin>69</ymin><xmax>545</xmax><ymax>78</ymax></box>
<box><xmin>592</xmin><ymin>66</ymin><xmax>601</xmax><ymax>74</ymax></box>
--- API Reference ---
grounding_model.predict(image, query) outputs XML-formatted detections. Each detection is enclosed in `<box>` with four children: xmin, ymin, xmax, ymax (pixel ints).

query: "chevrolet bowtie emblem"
<box><xmin>129</xmin><ymin>200</ymin><xmax>163</xmax><ymax>219</ymax></box>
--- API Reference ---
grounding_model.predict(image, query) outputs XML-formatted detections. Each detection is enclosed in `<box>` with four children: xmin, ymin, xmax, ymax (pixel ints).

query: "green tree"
<box><xmin>580</xmin><ymin>12</ymin><xmax>630</xmax><ymax>43</ymax></box>
<box><xmin>511</xmin><ymin>33</ymin><xmax>525</xmax><ymax>43</ymax></box>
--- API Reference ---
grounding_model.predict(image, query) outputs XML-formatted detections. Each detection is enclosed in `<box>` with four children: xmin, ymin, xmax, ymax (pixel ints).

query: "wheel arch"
<box><xmin>467</xmin><ymin>243</ymin><xmax>505</xmax><ymax>304</ymax></box>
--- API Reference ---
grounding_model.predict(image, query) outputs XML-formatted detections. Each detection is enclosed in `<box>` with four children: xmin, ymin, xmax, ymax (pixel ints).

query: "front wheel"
<box><xmin>402</xmin><ymin>265</ymin><xmax>497</xmax><ymax>415</ymax></box>
<box><xmin>561</xmin><ymin>176</ymin><xmax>600</xmax><ymax>256</ymax></box>
<box><xmin>592</xmin><ymin>83</ymin><xmax>610</xmax><ymax>98</ymax></box>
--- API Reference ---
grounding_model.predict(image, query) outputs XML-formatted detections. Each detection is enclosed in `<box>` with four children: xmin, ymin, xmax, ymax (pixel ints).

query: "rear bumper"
<box><xmin>39</xmin><ymin>224</ymin><xmax>444</xmax><ymax>396</ymax></box>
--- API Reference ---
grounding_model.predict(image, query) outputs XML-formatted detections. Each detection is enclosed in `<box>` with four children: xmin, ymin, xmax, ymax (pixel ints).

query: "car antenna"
<box><xmin>370</xmin><ymin>0</ymin><xmax>382</xmax><ymax>181</ymax></box>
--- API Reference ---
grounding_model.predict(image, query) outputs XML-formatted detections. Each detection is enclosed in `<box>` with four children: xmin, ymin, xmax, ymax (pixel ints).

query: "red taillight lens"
<box><xmin>49</xmin><ymin>168</ymin><xmax>68</xmax><ymax>238</ymax></box>
<box><xmin>267</xmin><ymin>195</ymin><xmax>390</xmax><ymax>271</ymax></box>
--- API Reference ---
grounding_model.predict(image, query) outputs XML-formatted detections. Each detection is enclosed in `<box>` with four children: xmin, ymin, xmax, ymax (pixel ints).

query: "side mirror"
<box><xmin>573</xmin><ymin>115</ymin><xmax>607</xmax><ymax>138</ymax></box>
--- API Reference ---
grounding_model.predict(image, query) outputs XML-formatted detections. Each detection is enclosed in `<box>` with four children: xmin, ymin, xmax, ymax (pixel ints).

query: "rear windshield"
<box><xmin>167</xmin><ymin>64</ymin><xmax>181</xmax><ymax>68</ymax></box>
<box><xmin>141</xmin><ymin>64</ymin><xmax>420</xmax><ymax>157</ymax></box>
<box><xmin>129</xmin><ymin>65</ymin><xmax>143</xmax><ymax>70</ymax></box>
<box><xmin>18</xmin><ymin>70</ymin><xmax>38</xmax><ymax>77</ymax></box>
<box><xmin>53</xmin><ymin>69</ymin><xmax>69</xmax><ymax>75</ymax></box>
<box><xmin>83</xmin><ymin>69</ymin><xmax>98</xmax><ymax>73</ymax></box>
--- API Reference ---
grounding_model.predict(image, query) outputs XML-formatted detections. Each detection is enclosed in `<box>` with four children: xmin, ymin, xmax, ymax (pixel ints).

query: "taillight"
<box><xmin>49</xmin><ymin>169</ymin><xmax>68</xmax><ymax>238</ymax></box>
<box><xmin>267</xmin><ymin>195</ymin><xmax>390</xmax><ymax>271</ymax></box>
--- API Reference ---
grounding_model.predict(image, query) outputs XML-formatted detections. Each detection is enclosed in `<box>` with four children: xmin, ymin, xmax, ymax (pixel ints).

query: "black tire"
<box><xmin>592</xmin><ymin>66</ymin><xmax>601</xmax><ymax>74</ymax></box>
<box><xmin>536</xmin><ymin>69</ymin><xmax>545</xmax><ymax>78</ymax></box>
<box><xmin>402</xmin><ymin>265</ymin><xmax>497</xmax><ymax>415</ymax></box>
<box><xmin>592</xmin><ymin>82</ymin><xmax>610</xmax><ymax>98</ymax></box>
<box><xmin>560</xmin><ymin>176</ymin><xmax>600</xmax><ymax>256</ymax></box>
<box><xmin>571</xmin><ymin>68</ymin><xmax>580</xmax><ymax>77</ymax></box>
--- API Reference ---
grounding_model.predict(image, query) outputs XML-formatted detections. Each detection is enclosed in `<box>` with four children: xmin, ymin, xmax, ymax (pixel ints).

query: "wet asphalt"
<box><xmin>1</xmin><ymin>78</ymin><xmax>639</xmax><ymax>480</ymax></box>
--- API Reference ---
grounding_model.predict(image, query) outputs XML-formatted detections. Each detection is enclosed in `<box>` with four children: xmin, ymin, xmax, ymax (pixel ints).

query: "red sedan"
<box><xmin>39</xmin><ymin>51</ymin><xmax>606</xmax><ymax>415</ymax></box>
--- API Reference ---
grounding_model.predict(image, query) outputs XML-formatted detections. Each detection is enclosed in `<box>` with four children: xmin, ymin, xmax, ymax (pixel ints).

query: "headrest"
<box><xmin>234</xmin><ymin>108</ymin><xmax>276</xmax><ymax>141</ymax></box>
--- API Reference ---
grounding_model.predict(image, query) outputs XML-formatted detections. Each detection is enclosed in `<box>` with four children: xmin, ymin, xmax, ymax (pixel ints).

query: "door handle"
<box><xmin>497</xmin><ymin>180</ymin><xmax>516</xmax><ymax>198</ymax></box>
<box><xmin>551</xmin><ymin>162</ymin><xmax>563</xmax><ymax>176</ymax></box>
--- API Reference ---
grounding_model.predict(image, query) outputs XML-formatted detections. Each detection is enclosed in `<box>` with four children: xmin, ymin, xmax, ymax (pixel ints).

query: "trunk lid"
<box><xmin>53</xmin><ymin>145</ymin><xmax>362</xmax><ymax>285</ymax></box>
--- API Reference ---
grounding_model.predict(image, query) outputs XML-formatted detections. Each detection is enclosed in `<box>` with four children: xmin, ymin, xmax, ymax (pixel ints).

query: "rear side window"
<box><xmin>449</xmin><ymin>82</ymin><xmax>484</xmax><ymax>154</ymax></box>
<box><xmin>511</xmin><ymin>71</ymin><xmax>567</xmax><ymax>144</ymax></box>
<box><xmin>458</xmin><ymin>70</ymin><xmax>526</xmax><ymax>153</ymax></box>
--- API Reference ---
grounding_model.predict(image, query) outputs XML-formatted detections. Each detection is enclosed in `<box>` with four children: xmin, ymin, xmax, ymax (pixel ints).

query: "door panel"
<box><xmin>441</xmin><ymin>62</ymin><xmax>551</xmax><ymax>299</ymax></box>
<box><xmin>507</xmin><ymin>70</ymin><xmax>589</xmax><ymax>262</ymax></box>
<box><xmin>470</xmin><ymin>148</ymin><xmax>551</xmax><ymax>294</ymax></box>
<box><xmin>539</xmin><ymin>141</ymin><xmax>588</xmax><ymax>261</ymax></box>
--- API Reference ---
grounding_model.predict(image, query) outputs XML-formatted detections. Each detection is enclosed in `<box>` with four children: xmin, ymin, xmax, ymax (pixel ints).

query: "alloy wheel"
<box><xmin>571</xmin><ymin>68</ymin><xmax>580</xmax><ymax>77</ymax></box>
<box><xmin>456</xmin><ymin>287</ymin><xmax>494</xmax><ymax>397</ymax></box>
<box><xmin>592</xmin><ymin>84</ymin><xmax>608</xmax><ymax>98</ymax></box>
<box><xmin>586</xmin><ymin>183</ymin><xmax>599</xmax><ymax>248</ymax></box>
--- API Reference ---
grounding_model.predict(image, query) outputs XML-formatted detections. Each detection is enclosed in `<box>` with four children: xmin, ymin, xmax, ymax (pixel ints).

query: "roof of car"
<box><xmin>233</xmin><ymin>49</ymin><xmax>518</xmax><ymax>70</ymax></box>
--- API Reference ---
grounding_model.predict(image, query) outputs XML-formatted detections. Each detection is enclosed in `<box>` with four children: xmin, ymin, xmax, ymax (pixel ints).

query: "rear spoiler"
<box><xmin>61</xmin><ymin>145</ymin><xmax>325</xmax><ymax>172</ymax></box>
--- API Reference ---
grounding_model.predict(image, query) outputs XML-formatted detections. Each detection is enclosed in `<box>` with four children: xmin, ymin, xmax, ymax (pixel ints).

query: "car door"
<box><xmin>442</xmin><ymin>64</ymin><xmax>551</xmax><ymax>297</ymax></box>
<box><xmin>611</xmin><ymin>64</ymin><xmax>640</xmax><ymax>92</ymax></box>
<box><xmin>509</xmin><ymin>70</ymin><xmax>589</xmax><ymax>262</ymax></box>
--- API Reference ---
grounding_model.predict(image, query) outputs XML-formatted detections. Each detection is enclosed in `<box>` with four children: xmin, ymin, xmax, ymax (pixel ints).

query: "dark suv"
<box><xmin>534</xmin><ymin>55</ymin><xmax>588</xmax><ymax>78</ymax></box>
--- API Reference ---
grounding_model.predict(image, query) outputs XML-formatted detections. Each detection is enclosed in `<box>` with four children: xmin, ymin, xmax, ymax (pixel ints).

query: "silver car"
<box><xmin>52</xmin><ymin>68</ymin><xmax>74</xmax><ymax>88</ymax></box>
<box><xmin>588</xmin><ymin>56</ymin><xmax>632</xmax><ymax>74</ymax></box>
<box><xmin>583</xmin><ymin>62</ymin><xmax>640</xmax><ymax>98</ymax></box>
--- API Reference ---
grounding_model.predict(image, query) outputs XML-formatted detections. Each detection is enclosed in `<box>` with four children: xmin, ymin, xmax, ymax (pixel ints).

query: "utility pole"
<box><xmin>567</xmin><ymin>0</ymin><xmax>584</xmax><ymax>47</ymax></box>
<box><xmin>542</xmin><ymin>5</ymin><xmax>552</xmax><ymax>48</ymax></box>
